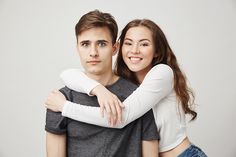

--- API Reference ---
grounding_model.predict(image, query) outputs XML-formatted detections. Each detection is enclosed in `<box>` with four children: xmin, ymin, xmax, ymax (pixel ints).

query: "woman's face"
<box><xmin>122</xmin><ymin>26</ymin><xmax>156</xmax><ymax>80</ymax></box>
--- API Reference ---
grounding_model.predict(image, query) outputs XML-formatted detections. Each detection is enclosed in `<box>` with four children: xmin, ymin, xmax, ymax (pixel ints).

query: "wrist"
<box><xmin>59</xmin><ymin>100</ymin><xmax>66</xmax><ymax>112</ymax></box>
<box><xmin>91</xmin><ymin>84</ymin><xmax>104</xmax><ymax>96</ymax></box>
<box><xmin>61</xmin><ymin>101</ymin><xmax>69</xmax><ymax>116</ymax></box>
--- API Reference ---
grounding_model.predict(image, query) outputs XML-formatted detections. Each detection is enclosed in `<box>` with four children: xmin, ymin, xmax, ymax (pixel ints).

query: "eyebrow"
<box><xmin>124</xmin><ymin>38</ymin><xmax>151</xmax><ymax>42</ymax></box>
<box><xmin>97</xmin><ymin>40</ymin><xmax>109</xmax><ymax>43</ymax></box>
<box><xmin>79</xmin><ymin>40</ymin><xmax>109</xmax><ymax>44</ymax></box>
<box><xmin>79</xmin><ymin>40</ymin><xmax>90</xmax><ymax>44</ymax></box>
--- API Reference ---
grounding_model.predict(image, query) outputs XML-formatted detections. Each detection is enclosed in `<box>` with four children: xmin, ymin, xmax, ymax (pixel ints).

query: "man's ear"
<box><xmin>112</xmin><ymin>42</ymin><xmax>120</xmax><ymax>56</ymax></box>
<box><xmin>76</xmin><ymin>44</ymin><xmax>79</xmax><ymax>52</ymax></box>
<box><xmin>75</xmin><ymin>39</ymin><xmax>79</xmax><ymax>50</ymax></box>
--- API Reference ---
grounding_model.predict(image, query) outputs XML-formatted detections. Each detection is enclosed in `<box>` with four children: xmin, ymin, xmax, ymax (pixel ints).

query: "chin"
<box><xmin>127</xmin><ymin>66</ymin><xmax>141</xmax><ymax>72</ymax></box>
<box><xmin>87</xmin><ymin>69</ymin><xmax>101</xmax><ymax>75</ymax></box>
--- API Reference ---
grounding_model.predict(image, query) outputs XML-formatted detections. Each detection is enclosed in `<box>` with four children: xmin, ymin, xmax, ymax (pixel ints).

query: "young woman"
<box><xmin>45</xmin><ymin>19</ymin><xmax>207</xmax><ymax>157</ymax></box>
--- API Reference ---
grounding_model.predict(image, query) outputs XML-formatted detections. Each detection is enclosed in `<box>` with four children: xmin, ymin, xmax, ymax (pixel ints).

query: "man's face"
<box><xmin>77</xmin><ymin>27</ymin><xmax>116</xmax><ymax>76</ymax></box>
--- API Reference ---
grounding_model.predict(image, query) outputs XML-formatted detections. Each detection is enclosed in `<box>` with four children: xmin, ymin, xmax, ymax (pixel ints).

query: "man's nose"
<box><xmin>89</xmin><ymin>45</ymin><xmax>99</xmax><ymax>57</ymax></box>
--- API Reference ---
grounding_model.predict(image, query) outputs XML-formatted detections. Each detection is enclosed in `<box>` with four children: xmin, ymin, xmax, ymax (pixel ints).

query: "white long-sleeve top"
<box><xmin>60</xmin><ymin>64</ymin><xmax>187</xmax><ymax>152</ymax></box>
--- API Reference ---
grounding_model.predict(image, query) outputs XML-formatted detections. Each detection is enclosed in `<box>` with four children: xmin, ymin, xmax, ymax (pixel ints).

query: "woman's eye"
<box><xmin>124</xmin><ymin>42</ymin><xmax>132</xmax><ymax>46</ymax></box>
<box><xmin>140</xmin><ymin>43</ymin><xmax>149</xmax><ymax>46</ymax></box>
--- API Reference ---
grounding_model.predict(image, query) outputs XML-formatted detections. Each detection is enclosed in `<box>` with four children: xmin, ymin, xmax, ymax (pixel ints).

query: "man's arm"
<box><xmin>46</xmin><ymin>132</ymin><xmax>66</xmax><ymax>157</ymax></box>
<box><xmin>142</xmin><ymin>140</ymin><xmax>159</xmax><ymax>157</ymax></box>
<box><xmin>141</xmin><ymin>109</ymin><xmax>160</xmax><ymax>157</ymax></box>
<box><xmin>45</xmin><ymin>87</ymin><xmax>69</xmax><ymax>157</ymax></box>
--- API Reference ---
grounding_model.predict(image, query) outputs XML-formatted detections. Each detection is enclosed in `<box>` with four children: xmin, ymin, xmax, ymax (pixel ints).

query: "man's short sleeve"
<box><xmin>45</xmin><ymin>87</ymin><xmax>70</xmax><ymax>134</ymax></box>
<box><xmin>141</xmin><ymin>110</ymin><xmax>160</xmax><ymax>140</ymax></box>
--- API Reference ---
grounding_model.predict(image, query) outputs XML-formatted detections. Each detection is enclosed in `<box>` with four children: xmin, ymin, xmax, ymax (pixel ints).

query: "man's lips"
<box><xmin>87</xmin><ymin>60</ymin><xmax>101</xmax><ymax>64</ymax></box>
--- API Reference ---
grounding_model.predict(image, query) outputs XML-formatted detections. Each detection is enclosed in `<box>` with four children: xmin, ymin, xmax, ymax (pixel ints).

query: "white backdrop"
<box><xmin>0</xmin><ymin>0</ymin><xmax>236</xmax><ymax>156</ymax></box>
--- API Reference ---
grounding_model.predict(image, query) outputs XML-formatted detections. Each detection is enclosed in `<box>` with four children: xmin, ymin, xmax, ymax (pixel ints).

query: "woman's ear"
<box><xmin>112</xmin><ymin>42</ymin><xmax>120</xmax><ymax>56</ymax></box>
<box><xmin>154</xmin><ymin>51</ymin><xmax>158</xmax><ymax>58</ymax></box>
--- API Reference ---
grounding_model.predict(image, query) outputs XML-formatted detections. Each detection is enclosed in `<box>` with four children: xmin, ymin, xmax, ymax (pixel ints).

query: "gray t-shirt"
<box><xmin>45</xmin><ymin>77</ymin><xmax>159</xmax><ymax>157</ymax></box>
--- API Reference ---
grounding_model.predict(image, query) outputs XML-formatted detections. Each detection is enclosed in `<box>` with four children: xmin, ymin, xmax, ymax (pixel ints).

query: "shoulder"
<box><xmin>145</xmin><ymin>64</ymin><xmax>174</xmax><ymax>83</ymax></box>
<box><xmin>117</xmin><ymin>77</ymin><xmax>138</xmax><ymax>90</ymax></box>
<box><xmin>141</xmin><ymin>64</ymin><xmax>174</xmax><ymax>92</ymax></box>
<box><xmin>150</xmin><ymin>64</ymin><xmax>173</xmax><ymax>78</ymax></box>
<box><xmin>59</xmin><ymin>86</ymin><xmax>72</xmax><ymax>100</ymax></box>
<box><xmin>109</xmin><ymin>77</ymin><xmax>137</xmax><ymax>100</ymax></box>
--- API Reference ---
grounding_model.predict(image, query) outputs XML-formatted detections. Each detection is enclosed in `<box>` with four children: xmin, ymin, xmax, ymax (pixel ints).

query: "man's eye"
<box><xmin>98</xmin><ymin>42</ymin><xmax>107</xmax><ymax>47</ymax></box>
<box><xmin>81</xmin><ymin>43</ymin><xmax>89</xmax><ymax>47</ymax></box>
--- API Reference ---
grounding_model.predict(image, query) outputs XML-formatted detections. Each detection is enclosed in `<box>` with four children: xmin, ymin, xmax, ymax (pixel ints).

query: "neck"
<box><xmin>85</xmin><ymin>71</ymin><xmax>119</xmax><ymax>86</ymax></box>
<box><xmin>136</xmin><ymin>65</ymin><xmax>152</xmax><ymax>84</ymax></box>
<box><xmin>136</xmin><ymin>65</ymin><xmax>152</xmax><ymax>83</ymax></box>
<box><xmin>136</xmin><ymin>70</ymin><xmax>148</xmax><ymax>83</ymax></box>
<box><xmin>136</xmin><ymin>73</ymin><xmax>145</xmax><ymax>83</ymax></box>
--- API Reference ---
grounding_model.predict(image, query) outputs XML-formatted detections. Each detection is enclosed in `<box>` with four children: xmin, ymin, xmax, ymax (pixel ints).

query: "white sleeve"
<box><xmin>61</xmin><ymin>64</ymin><xmax>174</xmax><ymax>128</ymax></box>
<box><xmin>60</xmin><ymin>69</ymin><xmax>100</xmax><ymax>96</ymax></box>
<box><xmin>62</xmin><ymin>101</ymin><xmax>128</xmax><ymax>128</ymax></box>
<box><xmin>121</xmin><ymin>64</ymin><xmax>174</xmax><ymax>123</ymax></box>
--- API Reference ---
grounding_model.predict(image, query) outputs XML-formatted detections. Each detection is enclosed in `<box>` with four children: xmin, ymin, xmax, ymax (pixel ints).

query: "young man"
<box><xmin>45</xmin><ymin>10</ymin><xmax>159</xmax><ymax>157</ymax></box>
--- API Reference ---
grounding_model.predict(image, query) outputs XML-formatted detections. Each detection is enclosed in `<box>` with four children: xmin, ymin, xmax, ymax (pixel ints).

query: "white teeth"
<box><xmin>129</xmin><ymin>57</ymin><xmax>142</xmax><ymax>64</ymax></box>
<box><xmin>130</xmin><ymin>57</ymin><xmax>141</xmax><ymax>61</ymax></box>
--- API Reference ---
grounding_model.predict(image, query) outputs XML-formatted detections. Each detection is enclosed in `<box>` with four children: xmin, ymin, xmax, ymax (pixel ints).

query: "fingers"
<box><xmin>44</xmin><ymin>89</ymin><xmax>65</xmax><ymax>112</ymax></box>
<box><xmin>100</xmin><ymin>105</ymin><xmax>105</xmax><ymax>118</ymax></box>
<box><xmin>116</xmin><ymin>100</ymin><xmax>123</xmax><ymax>123</ymax></box>
<box><xmin>104</xmin><ymin>102</ymin><xmax>113</xmax><ymax>126</ymax></box>
<box><xmin>103</xmin><ymin>98</ymin><xmax>123</xmax><ymax>126</ymax></box>
<box><xmin>115</xmin><ymin>102</ymin><xmax>121</xmax><ymax>124</ymax></box>
<box><xmin>119</xmin><ymin>102</ymin><xmax>125</xmax><ymax>108</ymax></box>
<box><xmin>112</xmin><ymin>96</ymin><xmax>123</xmax><ymax>124</ymax></box>
<box><xmin>96</xmin><ymin>92</ymin><xmax>123</xmax><ymax>126</ymax></box>
<box><xmin>44</xmin><ymin>104</ymin><xmax>48</xmax><ymax>108</ymax></box>
<box><xmin>44</xmin><ymin>93</ymin><xmax>52</xmax><ymax>110</ymax></box>
<box><xmin>109</xmin><ymin>101</ymin><xmax>117</xmax><ymax>125</ymax></box>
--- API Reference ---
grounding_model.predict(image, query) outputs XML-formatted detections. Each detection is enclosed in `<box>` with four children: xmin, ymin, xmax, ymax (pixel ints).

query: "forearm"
<box><xmin>60</xmin><ymin>69</ymin><xmax>100</xmax><ymax>95</ymax></box>
<box><xmin>61</xmin><ymin>64</ymin><xmax>173</xmax><ymax>128</ymax></box>
<box><xmin>62</xmin><ymin>101</ymin><xmax>130</xmax><ymax>128</ymax></box>
<box><xmin>62</xmin><ymin>96</ymin><xmax>158</xmax><ymax>129</ymax></box>
<box><xmin>61</xmin><ymin>89</ymin><xmax>165</xmax><ymax>128</ymax></box>
<box><xmin>46</xmin><ymin>132</ymin><xmax>66</xmax><ymax>157</ymax></box>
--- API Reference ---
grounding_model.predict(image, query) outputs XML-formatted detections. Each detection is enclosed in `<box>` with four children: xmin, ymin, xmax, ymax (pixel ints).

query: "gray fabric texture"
<box><xmin>45</xmin><ymin>77</ymin><xmax>159</xmax><ymax>157</ymax></box>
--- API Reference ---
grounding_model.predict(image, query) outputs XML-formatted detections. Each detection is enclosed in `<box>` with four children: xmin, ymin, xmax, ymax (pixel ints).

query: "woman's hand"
<box><xmin>45</xmin><ymin>90</ymin><xmax>66</xmax><ymax>112</ymax></box>
<box><xmin>91</xmin><ymin>85</ymin><xmax>124</xmax><ymax>126</ymax></box>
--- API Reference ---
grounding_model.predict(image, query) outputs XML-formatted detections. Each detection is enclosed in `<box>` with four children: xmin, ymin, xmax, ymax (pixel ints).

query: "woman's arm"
<box><xmin>52</xmin><ymin>64</ymin><xmax>174</xmax><ymax>128</ymax></box>
<box><xmin>60</xmin><ymin>68</ymin><xmax>100</xmax><ymax>95</ymax></box>
<box><xmin>60</xmin><ymin>69</ymin><xmax>123</xmax><ymax>125</ymax></box>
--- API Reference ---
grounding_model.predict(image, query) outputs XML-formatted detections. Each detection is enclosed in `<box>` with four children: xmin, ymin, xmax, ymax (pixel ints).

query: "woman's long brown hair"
<box><xmin>115</xmin><ymin>19</ymin><xmax>197</xmax><ymax>120</ymax></box>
